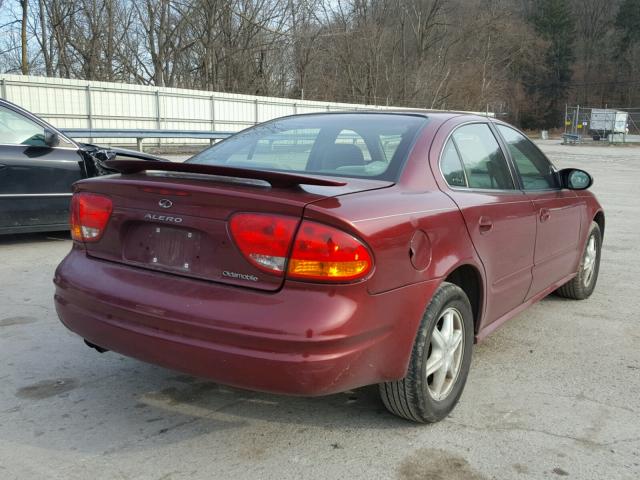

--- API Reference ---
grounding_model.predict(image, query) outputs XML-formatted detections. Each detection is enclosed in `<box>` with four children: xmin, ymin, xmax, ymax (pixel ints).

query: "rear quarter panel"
<box><xmin>304</xmin><ymin>189</ymin><xmax>483</xmax><ymax>296</ymax></box>
<box><xmin>302</xmin><ymin>117</ymin><xmax>486</xmax><ymax>302</ymax></box>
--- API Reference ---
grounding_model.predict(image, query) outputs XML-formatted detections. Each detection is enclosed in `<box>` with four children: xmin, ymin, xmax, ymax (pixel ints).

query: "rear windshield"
<box><xmin>187</xmin><ymin>114</ymin><xmax>428</xmax><ymax>180</ymax></box>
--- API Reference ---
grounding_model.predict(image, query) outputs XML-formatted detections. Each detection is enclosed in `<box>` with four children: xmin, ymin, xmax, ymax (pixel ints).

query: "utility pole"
<box><xmin>20</xmin><ymin>0</ymin><xmax>28</xmax><ymax>75</ymax></box>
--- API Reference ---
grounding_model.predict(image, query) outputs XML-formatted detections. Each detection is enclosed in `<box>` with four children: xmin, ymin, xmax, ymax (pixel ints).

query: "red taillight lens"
<box><xmin>230</xmin><ymin>213</ymin><xmax>373</xmax><ymax>282</ymax></box>
<box><xmin>288</xmin><ymin>220</ymin><xmax>372</xmax><ymax>281</ymax></box>
<box><xmin>70</xmin><ymin>192</ymin><xmax>113</xmax><ymax>242</ymax></box>
<box><xmin>229</xmin><ymin>213</ymin><xmax>298</xmax><ymax>275</ymax></box>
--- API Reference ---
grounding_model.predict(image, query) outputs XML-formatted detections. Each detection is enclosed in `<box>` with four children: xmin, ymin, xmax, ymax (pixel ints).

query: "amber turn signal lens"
<box><xmin>229</xmin><ymin>213</ymin><xmax>373</xmax><ymax>282</ymax></box>
<box><xmin>287</xmin><ymin>220</ymin><xmax>372</xmax><ymax>281</ymax></box>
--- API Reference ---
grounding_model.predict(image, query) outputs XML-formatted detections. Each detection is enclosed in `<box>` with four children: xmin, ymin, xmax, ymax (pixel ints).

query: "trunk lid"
<box><xmin>77</xmin><ymin>171</ymin><xmax>390</xmax><ymax>291</ymax></box>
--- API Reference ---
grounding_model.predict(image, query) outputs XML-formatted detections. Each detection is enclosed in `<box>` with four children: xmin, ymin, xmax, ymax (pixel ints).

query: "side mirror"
<box><xmin>559</xmin><ymin>168</ymin><xmax>593</xmax><ymax>190</ymax></box>
<box><xmin>44</xmin><ymin>128</ymin><xmax>60</xmax><ymax>148</ymax></box>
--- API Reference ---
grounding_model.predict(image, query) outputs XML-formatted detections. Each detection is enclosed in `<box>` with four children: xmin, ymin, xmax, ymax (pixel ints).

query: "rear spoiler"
<box><xmin>103</xmin><ymin>159</ymin><xmax>347</xmax><ymax>188</ymax></box>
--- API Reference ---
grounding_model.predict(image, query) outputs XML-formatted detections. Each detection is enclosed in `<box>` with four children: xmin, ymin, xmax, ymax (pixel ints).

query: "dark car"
<box><xmin>53</xmin><ymin>112</ymin><xmax>604</xmax><ymax>423</ymax></box>
<box><xmin>0</xmin><ymin>99</ymin><xmax>164</xmax><ymax>234</ymax></box>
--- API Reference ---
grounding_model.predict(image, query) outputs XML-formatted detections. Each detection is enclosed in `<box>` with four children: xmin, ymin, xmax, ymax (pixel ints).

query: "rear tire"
<box><xmin>379</xmin><ymin>282</ymin><xmax>474</xmax><ymax>423</ymax></box>
<box><xmin>555</xmin><ymin>221</ymin><xmax>602</xmax><ymax>300</ymax></box>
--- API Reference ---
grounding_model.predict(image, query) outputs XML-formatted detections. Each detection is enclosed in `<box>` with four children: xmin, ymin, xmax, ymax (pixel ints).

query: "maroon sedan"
<box><xmin>54</xmin><ymin>112</ymin><xmax>603</xmax><ymax>423</ymax></box>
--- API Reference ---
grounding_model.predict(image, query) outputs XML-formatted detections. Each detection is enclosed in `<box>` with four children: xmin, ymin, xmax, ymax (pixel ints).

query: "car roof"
<box><xmin>268</xmin><ymin>110</ymin><xmax>492</xmax><ymax>125</ymax></box>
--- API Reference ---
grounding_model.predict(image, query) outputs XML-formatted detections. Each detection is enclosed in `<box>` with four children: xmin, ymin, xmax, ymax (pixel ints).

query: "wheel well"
<box><xmin>445</xmin><ymin>265</ymin><xmax>483</xmax><ymax>333</ymax></box>
<box><xmin>594</xmin><ymin>211</ymin><xmax>605</xmax><ymax>238</ymax></box>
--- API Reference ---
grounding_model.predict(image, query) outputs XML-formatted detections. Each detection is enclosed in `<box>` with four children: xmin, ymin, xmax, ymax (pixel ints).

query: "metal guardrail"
<box><xmin>61</xmin><ymin>128</ymin><xmax>234</xmax><ymax>151</ymax></box>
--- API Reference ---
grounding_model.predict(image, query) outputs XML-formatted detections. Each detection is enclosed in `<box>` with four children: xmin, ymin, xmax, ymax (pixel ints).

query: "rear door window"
<box><xmin>440</xmin><ymin>139</ymin><xmax>467</xmax><ymax>187</ymax></box>
<box><xmin>452</xmin><ymin>124</ymin><xmax>515</xmax><ymax>190</ymax></box>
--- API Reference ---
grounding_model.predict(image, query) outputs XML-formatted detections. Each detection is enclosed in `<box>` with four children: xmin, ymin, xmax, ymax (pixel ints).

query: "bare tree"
<box><xmin>35</xmin><ymin>0</ymin><xmax>52</xmax><ymax>75</ymax></box>
<box><xmin>2</xmin><ymin>0</ymin><xmax>640</xmax><ymax>127</ymax></box>
<box><xmin>19</xmin><ymin>0</ymin><xmax>28</xmax><ymax>74</ymax></box>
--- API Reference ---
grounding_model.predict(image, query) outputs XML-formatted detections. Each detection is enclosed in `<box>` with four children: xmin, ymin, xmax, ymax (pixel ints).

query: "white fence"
<box><xmin>0</xmin><ymin>75</ymin><xmax>421</xmax><ymax>147</ymax></box>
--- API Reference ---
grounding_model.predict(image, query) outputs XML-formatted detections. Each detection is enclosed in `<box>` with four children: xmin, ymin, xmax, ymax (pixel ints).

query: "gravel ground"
<box><xmin>0</xmin><ymin>141</ymin><xmax>638</xmax><ymax>480</ymax></box>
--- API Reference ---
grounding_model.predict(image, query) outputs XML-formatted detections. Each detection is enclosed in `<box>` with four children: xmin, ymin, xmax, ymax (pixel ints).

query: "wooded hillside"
<box><xmin>2</xmin><ymin>0</ymin><xmax>640</xmax><ymax>128</ymax></box>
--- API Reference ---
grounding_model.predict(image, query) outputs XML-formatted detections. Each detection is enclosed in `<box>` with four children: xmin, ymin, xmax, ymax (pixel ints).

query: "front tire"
<box><xmin>379</xmin><ymin>282</ymin><xmax>474</xmax><ymax>423</ymax></box>
<box><xmin>555</xmin><ymin>221</ymin><xmax>602</xmax><ymax>300</ymax></box>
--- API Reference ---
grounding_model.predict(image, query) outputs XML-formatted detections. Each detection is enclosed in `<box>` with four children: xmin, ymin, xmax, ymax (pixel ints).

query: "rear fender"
<box><xmin>304</xmin><ymin>189</ymin><xmax>485</xmax><ymax>300</ymax></box>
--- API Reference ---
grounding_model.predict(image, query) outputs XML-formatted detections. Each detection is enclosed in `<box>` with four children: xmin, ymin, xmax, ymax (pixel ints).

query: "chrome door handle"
<box><xmin>540</xmin><ymin>208</ymin><xmax>551</xmax><ymax>222</ymax></box>
<box><xmin>479</xmin><ymin>216</ymin><xmax>493</xmax><ymax>234</ymax></box>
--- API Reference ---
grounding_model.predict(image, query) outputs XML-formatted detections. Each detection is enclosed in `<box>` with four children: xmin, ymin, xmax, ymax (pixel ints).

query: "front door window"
<box><xmin>496</xmin><ymin>125</ymin><xmax>558</xmax><ymax>190</ymax></box>
<box><xmin>0</xmin><ymin>106</ymin><xmax>49</xmax><ymax>146</ymax></box>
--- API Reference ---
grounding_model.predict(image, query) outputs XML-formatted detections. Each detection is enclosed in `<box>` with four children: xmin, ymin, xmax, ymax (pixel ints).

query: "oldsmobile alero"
<box><xmin>53</xmin><ymin>112</ymin><xmax>604</xmax><ymax>423</ymax></box>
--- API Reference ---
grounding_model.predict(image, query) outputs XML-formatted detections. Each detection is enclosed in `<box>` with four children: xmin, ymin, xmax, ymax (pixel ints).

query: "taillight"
<box><xmin>230</xmin><ymin>213</ymin><xmax>373</xmax><ymax>282</ymax></box>
<box><xmin>70</xmin><ymin>192</ymin><xmax>113</xmax><ymax>242</ymax></box>
<box><xmin>288</xmin><ymin>220</ymin><xmax>372</xmax><ymax>281</ymax></box>
<box><xmin>229</xmin><ymin>213</ymin><xmax>298</xmax><ymax>274</ymax></box>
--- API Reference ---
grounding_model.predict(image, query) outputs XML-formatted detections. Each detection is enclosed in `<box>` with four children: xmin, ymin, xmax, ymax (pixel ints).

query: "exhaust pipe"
<box><xmin>84</xmin><ymin>339</ymin><xmax>109</xmax><ymax>353</ymax></box>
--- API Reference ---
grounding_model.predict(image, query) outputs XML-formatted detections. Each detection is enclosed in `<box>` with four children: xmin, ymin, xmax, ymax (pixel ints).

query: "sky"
<box><xmin>0</xmin><ymin>2</ymin><xmax>19</xmax><ymax>42</ymax></box>
<box><xmin>0</xmin><ymin>1</ymin><xmax>37</xmax><ymax>71</ymax></box>
<box><xmin>0</xmin><ymin>1</ymin><xmax>17</xmax><ymax>29</ymax></box>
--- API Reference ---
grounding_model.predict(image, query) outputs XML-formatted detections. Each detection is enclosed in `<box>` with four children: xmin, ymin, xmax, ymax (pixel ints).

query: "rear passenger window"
<box><xmin>440</xmin><ymin>139</ymin><xmax>467</xmax><ymax>187</ymax></box>
<box><xmin>452</xmin><ymin>124</ymin><xmax>515</xmax><ymax>190</ymax></box>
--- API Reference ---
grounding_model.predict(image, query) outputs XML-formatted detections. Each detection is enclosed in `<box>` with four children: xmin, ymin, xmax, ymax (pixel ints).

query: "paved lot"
<box><xmin>1</xmin><ymin>141</ymin><xmax>639</xmax><ymax>479</ymax></box>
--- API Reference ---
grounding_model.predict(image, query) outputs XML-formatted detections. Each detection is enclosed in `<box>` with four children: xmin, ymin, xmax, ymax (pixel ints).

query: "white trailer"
<box><xmin>589</xmin><ymin>109</ymin><xmax>628</xmax><ymax>140</ymax></box>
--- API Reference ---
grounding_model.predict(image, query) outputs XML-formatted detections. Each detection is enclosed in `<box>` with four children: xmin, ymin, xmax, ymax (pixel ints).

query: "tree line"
<box><xmin>1</xmin><ymin>0</ymin><xmax>640</xmax><ymax>128</ymax></box>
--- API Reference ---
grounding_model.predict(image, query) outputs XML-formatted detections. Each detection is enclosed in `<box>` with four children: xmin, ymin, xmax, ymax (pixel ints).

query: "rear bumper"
<box><xmin>54</xmin><ymin>249</ymin><xmax>439</xmax><ymax>396</ymax></box>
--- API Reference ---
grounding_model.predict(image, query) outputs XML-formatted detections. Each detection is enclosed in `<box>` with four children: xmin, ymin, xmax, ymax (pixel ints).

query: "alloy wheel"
<box><xmin>583</xmin><ymin>234</ymin><xmax>597</xmax><ymax>287</ymax></box>
<box><xmin>425</xmin><ymin>307</ymin><xmax>465</xmax><ymax>401</ymax></box>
